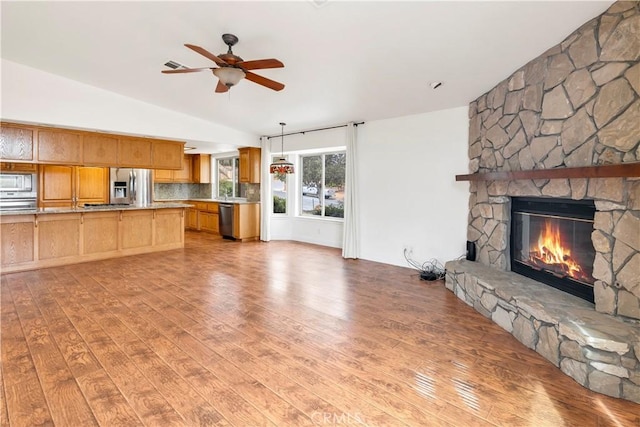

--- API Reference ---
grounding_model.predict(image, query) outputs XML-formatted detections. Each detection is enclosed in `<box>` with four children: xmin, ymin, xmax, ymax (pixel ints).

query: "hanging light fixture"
<box><xmin>270</xmin><ymin>122</ymin><xmax>294</xmax><ymax>174</ymax></box>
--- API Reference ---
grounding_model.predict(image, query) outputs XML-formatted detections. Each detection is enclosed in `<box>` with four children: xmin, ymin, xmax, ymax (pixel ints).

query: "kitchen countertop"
<box><xmin>155</xmin><ymin>198</ymin><xmax>260</xmax><ymax>205</ymax></box>
<box><xmin>0</xmin><ymin>202</ymin><xmax>192</xmax><ymax>216</ymax></box>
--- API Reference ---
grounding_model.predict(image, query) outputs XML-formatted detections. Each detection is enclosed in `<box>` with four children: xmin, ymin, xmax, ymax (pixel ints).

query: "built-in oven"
<box><xmin>0</xmin><ymin>172</ymin><xmax>37</xmax><ymax>211</ymax></box>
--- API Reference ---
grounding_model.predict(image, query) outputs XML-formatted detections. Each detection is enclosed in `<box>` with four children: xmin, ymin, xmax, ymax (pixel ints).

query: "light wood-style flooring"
<box><xmin>1</xmin><ymin>231</ymin><xmax>639</xmax><ymax>426</ymax></box>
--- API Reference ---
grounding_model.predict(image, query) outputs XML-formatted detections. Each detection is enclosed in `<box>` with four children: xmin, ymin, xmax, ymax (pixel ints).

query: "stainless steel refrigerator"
<box><xmin>109</xmin><ymin>168</ymin><xmax>153</xmax><ymax>206</ymax></box>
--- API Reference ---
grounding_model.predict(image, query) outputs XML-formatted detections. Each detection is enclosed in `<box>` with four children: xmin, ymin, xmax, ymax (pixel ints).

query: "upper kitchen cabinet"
<box><xmin>118</xmin><ymin>137</ymin><xmax>152</xmax><ymax>168</ymax></box>
<box><xmin>37</xmin><ymin>129</ymin><xmax>83</xmax><ymax>164</ymax></box>
<box><xmin>155</xmin><ymin>154</ymin><xmax>192</xmax><ymax>183</ymax></box>
<box><xmin>191</xmin><ymin>154</ymin><xmax>211</xmax><ymax>184</ymax></box>
<box><xmin>83</xmin><ymin>134</ymin><xmax>118</xmax><ymax>165</ymax></box>
<box><xmin>152</xmin><ymin>141</ymin><xmax>184</xmax><ymax>170</ymax></box>
<box><xmin>238</xmin><ymin>147</ymin><xmax>261</xmax><ymax>184</ymax></box>
<box><xmin>0</xmin><ymin>124</ymin><xmax>35</xmax><ymax>162</ymax></box>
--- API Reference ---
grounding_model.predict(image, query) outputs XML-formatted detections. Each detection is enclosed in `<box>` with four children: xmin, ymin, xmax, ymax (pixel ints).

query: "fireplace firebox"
<box><xmin>510</xmin><ymin>197</ymin><xmax>596</xmax><ymax>303</ymax></box>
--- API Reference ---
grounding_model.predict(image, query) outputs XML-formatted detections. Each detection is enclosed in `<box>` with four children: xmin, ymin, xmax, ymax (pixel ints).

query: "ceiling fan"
<box><xmin>162</xmin><ymin>33</ymin><xmax>285</xmax><ymax>93</ymax></box>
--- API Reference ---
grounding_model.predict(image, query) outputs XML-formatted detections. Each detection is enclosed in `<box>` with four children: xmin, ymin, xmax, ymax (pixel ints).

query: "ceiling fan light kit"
<box><xmin>162</xmin><ymin>33</ymin><xmax>285</xmax><ymax>93</ymax></box>
<box><xmin>270</xmin><ymin>122</ymin><xmax>294</xmax><ymax>174</ymax></box>
<box><xmin>213</xmin><ymin>67</ymin><xmax>246</xmax><ymax>87</ymax></box>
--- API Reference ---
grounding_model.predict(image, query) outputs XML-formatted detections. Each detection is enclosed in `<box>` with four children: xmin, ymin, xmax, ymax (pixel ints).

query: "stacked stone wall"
<box><xmin>465</xmin><ymin>1</ymin><xmax>640</xmax><ymax>319</ymax></box>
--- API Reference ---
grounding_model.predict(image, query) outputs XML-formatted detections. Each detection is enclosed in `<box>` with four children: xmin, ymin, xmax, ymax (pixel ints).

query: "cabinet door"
<box><xmin>239</xmin><ymin>147</ymin><xmax>261</xmax><ymax>184</ymax></box>
<box><xmin>39</xmin><ymin>165</ymin><xmax>74</xmax><ymax>208</ymax></box>
<box><xmin>38</xmin><ymin>130</ymin><xmax>82</xmax><ymax>164</ymax></box>
<box><xmin>199</xmin><ymin>211</ymin><xmax>219</xmax><ymax>233</ymax></box>
<box><xmin>83</xmin><ymin>134</ymin><xmax>118</xmax><ymax>165</ymax></box>
<box><xmin>76</xmin><ymin>167</ymin><xmax>109</xmax><ymax>204</ymax></box>
<box><xmin>1</xmin><ymin>215</ymin><xmax>35</xmax><ymax>267</ymax></box>
<box><xmin>38</xmin><ymin>214</ymin><xmax>81</xmax><ymax>260</ymax></box>
<box><xmin>186</xmin><ymin>208</ymin><xmax>199</xmax><ymax>230</ymax></box>
<box><xmin>152</xmin><ymin>141</ymin><xmax>183</xmax><ymax>169</ymax></box>
<box><xmin>154</xmin><ymin>169</ymin><xmax>173</xmax><ymax>183</ymax></box>
<box><xmin>172</xmin><ymin>155</ymin><xmax>192</xmax><ymax>183</ymax></box>
<box><xmin>192</xmin><ymin>154</ymin><xmax>211</xmax><ymax>184</ymax></box>
<box><xmin>118</xmin><ymin>138</ymin><xmax>152</xmax><ymax>168</ymax></box>
<box><xmin>0</xmin><ymin>125</ymin><xmax>35</xmax><ymax>161</ymax></box>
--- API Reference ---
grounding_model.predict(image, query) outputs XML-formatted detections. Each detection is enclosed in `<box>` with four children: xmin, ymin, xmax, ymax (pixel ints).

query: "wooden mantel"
<box><xmin>456</xmin><ymin>162</ymin><xmax>640</xmax><ymax>182</ymax></box>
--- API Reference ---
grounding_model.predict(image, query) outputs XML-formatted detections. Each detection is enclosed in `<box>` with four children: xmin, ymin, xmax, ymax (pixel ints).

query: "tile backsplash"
<box><xmin>154</xmin><ymin>183</ymin><xmax>212</xmax><ymax>200</ymax></box>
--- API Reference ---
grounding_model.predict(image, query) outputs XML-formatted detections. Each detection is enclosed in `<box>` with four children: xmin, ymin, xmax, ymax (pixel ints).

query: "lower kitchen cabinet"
<box><xmin>233</xmin><ymin>203</ymin><xmax>260</xmax><ymax>241</ymax></box>
<box><xmin>0</xmin><ymin>215</ymin><xmax>35</xmax><ymax>266</ymax></box>
<box><xmin>186</xmin><ymin>208</ymin><xmax>199</xmax><ymax>230</ymax></box>
<box><xmin>198</xmin><ymin>211</ymin><xmax>219</xmax><ymax>233</ymax></box>
<box><xmin>0</xmin><ymin>207</ymin><xmax>185</xmax><ymax>273</ymax></box>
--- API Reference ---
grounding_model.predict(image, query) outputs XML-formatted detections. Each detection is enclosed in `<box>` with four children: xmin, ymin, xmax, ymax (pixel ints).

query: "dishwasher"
<box><xmin>218</xmin><ymin>203</ymin><xmax>235</xmax><ymax>239</ymax></box>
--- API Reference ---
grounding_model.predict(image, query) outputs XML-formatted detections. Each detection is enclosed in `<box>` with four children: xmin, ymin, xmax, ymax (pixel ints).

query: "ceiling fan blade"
<box><xmin>237</xmin><ymin>58</ymin><xmax>284</xmax><ymax>70</ymax></box>
<box><xmin>162</xmin><ymin>67</ymin><xmax>214</xmax><ymax>74</ymax></box>
<box><xmin>244</xmin><ymin>71</ymin><xmax>285</xmax><ymax>91</ymax></box>
<box><xmin>215</xmin><ymin>80</ymin><xmax>229</xmax><ymax>93</ymax></box>
<box><xmin>184</xmin><ymin>44</ymin><xmax>228</xmax><ymax>66</ymax></box>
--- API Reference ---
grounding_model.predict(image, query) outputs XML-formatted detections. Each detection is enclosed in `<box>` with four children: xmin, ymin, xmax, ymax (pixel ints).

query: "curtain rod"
<box><xmin>265</xmin><ymin>121</ymin><xmax>364</xmax><ymax>140</ymax></box>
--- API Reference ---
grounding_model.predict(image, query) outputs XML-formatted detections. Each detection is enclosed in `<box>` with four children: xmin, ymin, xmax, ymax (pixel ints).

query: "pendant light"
<box><xmin>270</xmin><ymin>122</ymin><xmax>294</xmax><ymax>174</ymax></box>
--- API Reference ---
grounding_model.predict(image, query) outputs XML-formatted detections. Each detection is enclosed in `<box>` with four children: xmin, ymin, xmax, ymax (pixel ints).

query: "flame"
<box><xmin>529</xmin><ymin>220</ymin><xmax>588</xmax><ymax>281</ymax></box>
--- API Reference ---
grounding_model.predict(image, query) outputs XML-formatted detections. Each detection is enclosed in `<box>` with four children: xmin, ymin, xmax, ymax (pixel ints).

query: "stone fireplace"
<box><xmin>445</xmin><ymin>1</ymin><xmax>639</xmax><ymax>403</ymax></box>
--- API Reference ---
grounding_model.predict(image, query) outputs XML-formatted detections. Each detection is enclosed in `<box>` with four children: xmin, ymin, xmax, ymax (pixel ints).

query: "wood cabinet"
<box><xmin>199</xmin><ymin>211</ymin><xmax>219</xmax><ymax>233</ymax></box>
<box><xmin>154</xmin><ymin>154</ymin><xmax>191</xmax><ymax>183</ymax></box>
<box><xmin>83</xmin><ymin>134</ymin><xmax>118</xmax><ymax>165</ymax></box>
<box><xmin>152</xmin><ymin>141</ymin><xmax>183</xmax><ymax>169</ymax></box>
<box><xmin>0</xmin><ymin>162</ymin><xmax>37</xmax><ymax>172</ymax></box>
<box><xmin>233</xmin><ymin>203</ymin><xmax>260</xmax><ymax>241</ymax></box>
<box><xmin>76</xmin><ymin>167</ymin><xmax>109</xmax><ymax>205</ymax></box>
<box><xmin>1</xmin><ymin>215</ymin><xmax>35</xmax><ymax>267</ymax></box>
<box><xmin>186</xmin><ymin>208</ymin><xmax>199</xmax><ymax>230</ymax></box>
<box><xmin>118</xmin><ymin>137</ymin><xmax>152</xmax><ymax>168</ymax></box>
<box><xmin>0</xmin><ymin>124</ymin><xmax>35</xmax><ymax>161</ymax></box>
<box><xmin>37</xmin><ymin>129</ymin><xmax>82</xmax><ymax>164</ymax></box>
<box><xmin>1</xmin><ymin>208</ymin><xmax>185</xmax><ymax>273</ymax></box>
<box><xmin>192</xmin><ymin>154</ymin><xmax>211</xmax><ymax>183</ymax></box>
<box><xmin>39</xmin><ymin>165</ymin><xmax>108</xmax><ymax>208</ymax></box>
<box><xmin>38</xmin><ymin>213</ymin><xmax>81</xmax><ymax>260</ymax></box>
<box><xmin>39</xmin><ymin>165</ymin><xmax>74</xmax><ymax>208</ymax></box>
<box><xmin>2</xmin><ymin>122</ymin><xmax>185</xmax><ymax>170</ymax></box>
<box><xmin>239</xmin><ymin>147</ymin><xmax>261</xmax><ymax>184</ymax></box>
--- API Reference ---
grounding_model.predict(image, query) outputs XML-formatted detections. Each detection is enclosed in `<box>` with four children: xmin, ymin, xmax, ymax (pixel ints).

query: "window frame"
<box><xmin>216</xmin><ymin>156</ymin><xmax>240</xmax><ymax>198</ymax></box>
<box><xmin>271</xmin><ymin>154</ymin><xmax>290</xmax><ymax>215</ymax></box>
<box><xmin>298</xmin><ymin>150</ymin><xmax>345</xmax><ymax>221</ymax></box>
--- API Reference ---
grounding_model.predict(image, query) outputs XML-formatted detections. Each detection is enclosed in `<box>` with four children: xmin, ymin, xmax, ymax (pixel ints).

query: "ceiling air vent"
<box><xmin>164</xmin><ymin>60</ymin><xmax>183</xmax><ymax>69</ymax></box>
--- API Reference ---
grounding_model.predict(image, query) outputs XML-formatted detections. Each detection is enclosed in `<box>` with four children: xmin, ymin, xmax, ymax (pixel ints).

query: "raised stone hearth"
<box><xmin>451</xmin><ymin>1</ymin><xmax>640</xmax><ymax>403</ymax></box>
<box><xmin>445</xmin><ymin>260</ymin><xmax>640</xmax><ymax>403</ymax></box>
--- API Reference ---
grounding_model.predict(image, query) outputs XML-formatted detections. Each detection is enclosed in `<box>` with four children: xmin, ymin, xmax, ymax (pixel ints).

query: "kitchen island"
<box><xmin>1</xmin><ymin>203</ymin><xmax>190</xmax><ymax>273</ymax></box>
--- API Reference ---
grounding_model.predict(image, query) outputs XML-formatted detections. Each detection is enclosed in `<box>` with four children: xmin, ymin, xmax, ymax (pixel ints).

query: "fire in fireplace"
<box><xmin>510</xmin><ymin>197</ymin><xmax>596</xmax><ymax>303</ymax></box>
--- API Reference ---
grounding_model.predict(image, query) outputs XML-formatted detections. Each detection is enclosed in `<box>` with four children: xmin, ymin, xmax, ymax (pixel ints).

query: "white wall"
<box><xmin>358</xmin><ymin>107</ymin><xmax>469</xmax><ymax>267</ymax></box>
<box><xmin>0</xmin><ymin>59</ymin><xmax>257</xmax><ymax>148</ymax></box>
<box><xmin>269</xmin><ymin>107</ymin><xmax>469</xmax><ymax>265</ymax></box>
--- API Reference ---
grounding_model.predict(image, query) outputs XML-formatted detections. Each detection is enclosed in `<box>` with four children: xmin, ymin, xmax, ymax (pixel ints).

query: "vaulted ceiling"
<box><xmin>1</xmin><ymin>1</ymin><xmax>613</xmax><ymax>148</ymax></box>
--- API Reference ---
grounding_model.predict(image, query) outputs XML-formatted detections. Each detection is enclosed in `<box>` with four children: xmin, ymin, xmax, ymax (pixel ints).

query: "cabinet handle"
<box><xmin>80</xmin><ymin>213</ymin><xmax>84</xmax><ymax>224</ymax></box>
<box><xmin>119</xmin><ymin>211</ymin><xmax>123</xmax><ymax>221</ymax></box>
<box><xmin>34</xmin><ymin>215</ymin><xmax>38</xmax><ymax>228</ymax></box>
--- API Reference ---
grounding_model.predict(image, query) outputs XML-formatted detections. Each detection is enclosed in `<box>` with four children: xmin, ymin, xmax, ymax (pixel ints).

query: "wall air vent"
<box><xmin>164</xmin><ymin>60</ymin><xmax>183</xmax><ymax>69</ymax></box>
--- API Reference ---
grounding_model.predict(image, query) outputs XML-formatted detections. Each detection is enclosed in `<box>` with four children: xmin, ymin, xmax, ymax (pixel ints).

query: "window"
<box><xmin>272</xmin><ymin>155</ymin><xmax>288</xmax><ymax>214</ymax></box>
<box><xmin>217</xmin><ymin>157</ymin><xmax>240</xmax><ymax>198</ymax></box>
<box><xmin>300</xmin><ymin>151</ymin><xmax>345</xmax><ymax>218</ymax></box>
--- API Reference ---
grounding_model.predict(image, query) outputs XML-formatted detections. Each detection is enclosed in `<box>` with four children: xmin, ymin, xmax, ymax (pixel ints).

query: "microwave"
<box><xmin>0</xmin><ymin>172</ymin><xmax>36</xmax><ymax>194</ymax></box>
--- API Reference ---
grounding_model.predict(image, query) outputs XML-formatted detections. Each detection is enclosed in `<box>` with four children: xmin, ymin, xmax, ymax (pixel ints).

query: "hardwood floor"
<box><xmin>1</xmin><ymin>231</ymin><xmax>638</xmax><ymax>426</ymax></box>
